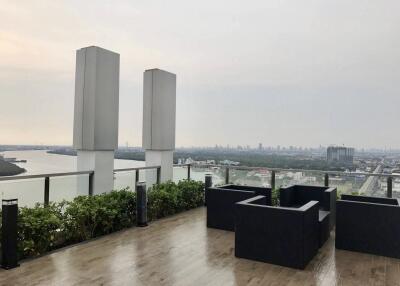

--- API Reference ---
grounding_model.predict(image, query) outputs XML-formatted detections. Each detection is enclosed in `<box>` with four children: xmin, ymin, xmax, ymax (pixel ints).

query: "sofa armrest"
<box><xmin>325</xmin><ymin>188</ymin><xmax>336</xmax><ymax>193</ymax></box>
<box><xmin>301</xmin><ymin>200</ymin><xmax>320</xmax><ymax>263</ymax></box>
<box><xmin>322</xmin><ymin>187</ymin><xmax>336</xmax><ymax>219</ymax></box>
<box><xmin>297</xmin><ymin>200</ymin><xmax>319</xmax><ymax>211</ymax></box>
<box><xmin>235</xmin><ymin>195</ymin><xmax>267</xmax><ymax>205</ymax></box>
<box><xmin>298</xmin><ymin>201</ymin><xmax>319</xmax><ymax>232</ymax></box>
<box><xmin>237</xmin><ymin>197</ymin><xmax>319</xmax><ymax>214</ymax></box>
<box><xmin>324</xmin><ymin>187</ymin><xmax>337</xmax><ymax>205</ymax></box>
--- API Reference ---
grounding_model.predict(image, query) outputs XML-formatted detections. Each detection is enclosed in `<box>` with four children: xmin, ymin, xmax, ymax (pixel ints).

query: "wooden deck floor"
<box><xmin>1</xmin><ymin>207</ymin><xmax>400</xmax><ymax>286</ymax></box>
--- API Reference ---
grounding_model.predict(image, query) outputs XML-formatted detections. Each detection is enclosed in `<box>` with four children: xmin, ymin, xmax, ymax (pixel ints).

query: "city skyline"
<box><xmin>1</xmin><ymin>1</ymin><xmax>400</xmax><ymax>149</ymax></box>
<box><xmin>3</xmin><ymin>143</ymin><xmax>400</xmax><ymax>154</ymax></box>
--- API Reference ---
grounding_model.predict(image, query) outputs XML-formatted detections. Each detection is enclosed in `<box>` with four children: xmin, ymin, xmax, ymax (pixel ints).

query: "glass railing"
<box><xmin>229</xmin><ymin>168</ymin><xmax>266</xmax><ymax>187</ymax></box>
<box><xmin>391</xmin><ymin>179</ymin><xmax>400</xmax><ymax>199</ymax></box>
<box><xmin>0</xmin><ymin>166</ymin><xmax>161</xmax><ymax>207</ymax></box>
<box><xmin>186</xmin><ymin>164</ymin><xmax>399</xmax><ymax>199</ymax></box>
<box><xmin>1</xmin><ymin>164</ymin><xmax>398</xmax><ymax>208</ymax></box>
<box><xmin>113</xmin><ymin>168</ymin><xmax>150</xmax><ymax>191</ymax></box>
<box><xmin>0</xmin><ymin>172</ymin><xmax>93</xmax><ymax>207</ymax></box>
<box><xmin>0</xmin><ymin>177</ymin><xmax>45</xmax><ymax>207</ymax></box>
<box><xmin>49</xmin><ymin>174</ymin><xmax>89</xmax><ymax>203</ymax></box>
<box><xmin>172</xmin><ymin>165</ymin><xmax>189</xmax><ymax>183</ymax></box>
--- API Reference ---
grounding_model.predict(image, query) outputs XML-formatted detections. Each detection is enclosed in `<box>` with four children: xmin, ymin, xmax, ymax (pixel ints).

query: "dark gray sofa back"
<box><xmin>280</xmin><ymin>185</ymin><xmax>336</xmax><ymax>229</ymax></box>
<box><xmin>336</xmin><ymin>198</ymin><xmax>400</xmax><ymax>259</ymax></box>
<box><xmin>215</xmin><ymin>184</ymin><xmax>272</xmax><ymax>204</ymax></box>
<box><xmin>281</xmin><ymin>185</ymin><xmax>334</xmax><ymax>209</ymax></box>
<box><xmin>341</xmin><ymin>194</ymin><xmax>399</xmax><ymax>205</ymax></box>
<box><xmin>206</xmin><ymin>186</ymin><xmax>271</xmax><ymax>231</ymax></box>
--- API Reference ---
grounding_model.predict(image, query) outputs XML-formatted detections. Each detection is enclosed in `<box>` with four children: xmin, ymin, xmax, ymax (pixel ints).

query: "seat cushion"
<box><xmin>319</xmin><ymin>210</ymin><xmax>330</xmax><ymax>223</ymax></box>
<box><xmin>318</xmin><ymin>210</ymin><xmax>330</xmax><ymax>247</ymax></box>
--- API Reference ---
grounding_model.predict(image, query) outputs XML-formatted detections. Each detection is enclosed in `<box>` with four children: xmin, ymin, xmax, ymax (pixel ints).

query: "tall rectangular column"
<box><xmin>142</xmin><ymin>69</ymin><xmax>176</xmax><ymax>185</ymax></box>
<box><xmin>73</xmin><ymin>46</ymin><xmax>120</xmax><ymax>195</ymax></box>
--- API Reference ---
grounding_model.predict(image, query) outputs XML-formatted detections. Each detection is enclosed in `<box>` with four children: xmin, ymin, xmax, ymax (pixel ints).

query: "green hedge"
<box><xmin>0</xmin><ymin>180</ymin><xmax>204</xmax><ymax>260</ymax></box>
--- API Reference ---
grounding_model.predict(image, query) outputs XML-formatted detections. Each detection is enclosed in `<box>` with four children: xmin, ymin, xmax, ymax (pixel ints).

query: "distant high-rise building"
<box><xmin>327</xmin><ymin>146</ymin><xmax>354</xmax><ymax>164</ymax></box>
<box><xmin>258</xmin><ymin>143</ymin><xmax>263</xmax><ymax>150</ymax></box>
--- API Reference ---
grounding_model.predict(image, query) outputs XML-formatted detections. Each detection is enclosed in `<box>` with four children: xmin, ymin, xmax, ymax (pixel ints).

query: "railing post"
<box><xmin>387</xmin><ymin>176</ymin><xmax>393</xmax><ymax>198</ymax></box>
<box><xmin>225</xmin><ymin>167</ymin><xmax>230</xmax><ymax>184</ymax></box>
<box><xmin>324</xmin><ymin>173</ymin><xmax>329</xmax><ymax>187</ymax></box>
<box><xmin>204</xmin><ymin>174</ymin><xmax>213</xmax><ymax>206</ymax></box>
<box><xmin>271</xmin><ymin>170</ymin><xmax>276</xmax><ymax>190</ymax></box>
<box><xmin>88</xmin><ymin>172</ymin><xmax>94</xmax><ymax>196</ymax></box>
<box><xmin>187</xmin><ymin>164</ymin><xmax>191</xmax><ymax>180</ymax></box>
<box><xmin>156</xmin><ymin>167</ymin><xmax>161</xmax><ymax>185</ymax></box>
<box><xmin>44</xmin><ymin>177</ymin><xmax>50</xmax><ymax>206</ymax></box>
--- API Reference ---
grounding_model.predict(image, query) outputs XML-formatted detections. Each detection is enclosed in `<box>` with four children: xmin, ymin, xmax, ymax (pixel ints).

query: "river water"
<box><xmin>0</xmin><ymin>150</ymin><xmax>219</xmax><ymax>207</ymax></box>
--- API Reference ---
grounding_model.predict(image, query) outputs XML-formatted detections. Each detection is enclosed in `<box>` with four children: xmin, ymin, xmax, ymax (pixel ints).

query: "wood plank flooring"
<box><xmin>0</xmin><ymin>207</ymin><xmax>399</xmax><ymax>286</ymax></box>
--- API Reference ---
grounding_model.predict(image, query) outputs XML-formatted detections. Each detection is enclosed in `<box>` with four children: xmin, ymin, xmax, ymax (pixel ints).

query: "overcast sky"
<box><xmin>1</xmin><ymin>1</ymin><xmax>399</xmax><ymax>149</ymax></box>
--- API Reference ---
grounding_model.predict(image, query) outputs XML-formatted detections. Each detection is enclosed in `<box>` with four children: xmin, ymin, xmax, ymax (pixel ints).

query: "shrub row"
<box><xmin>0</xmin><ymin>180</ymin><xmax>204</xmax><ymax>260</ymax></box>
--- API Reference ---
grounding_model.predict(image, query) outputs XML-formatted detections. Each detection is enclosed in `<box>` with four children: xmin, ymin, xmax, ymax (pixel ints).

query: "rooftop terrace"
<box><xmin>1</xmin><ymin>207</ymin><xmax>399</xmax><ymax>286</ymax></box>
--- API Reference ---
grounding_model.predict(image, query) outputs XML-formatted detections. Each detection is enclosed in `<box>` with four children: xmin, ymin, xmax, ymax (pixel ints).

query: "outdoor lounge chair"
<box><xmin>234</xmin><ymin>195</ymin><xmax>320</xmax><ymax>269</ymax></box>
<box><xmin>280</xmin><ymin>184</ymin><xmax>336</xmax><ymax>247</ymax></box>
<box><xmin>336</xmin><ymin>194</ymin><xmax>400</xmax><ymax>259</ymax></box>
<box><xmin>206</xmin><ymin>184</ymin><xmax>272</xmax><ymax>231</ymax></box>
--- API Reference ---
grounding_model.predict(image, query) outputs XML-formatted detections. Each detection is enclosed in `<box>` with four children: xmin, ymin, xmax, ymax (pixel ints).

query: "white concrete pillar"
<box><xmin>73</xmin><ymin>46</ymin><xmax>120</xmax><ymax>195</ymax></box>
<box><xmin>142</xmin><ymin>69</ymin><xmax>176</xmax><ymax>185</ymax></box>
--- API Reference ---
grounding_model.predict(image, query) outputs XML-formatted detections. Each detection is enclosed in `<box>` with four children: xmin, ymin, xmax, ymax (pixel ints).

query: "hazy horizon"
<box><xmin>1</xmin><ymin>1</ymin><xmax>399</xmax><ymax>149</ymax></box>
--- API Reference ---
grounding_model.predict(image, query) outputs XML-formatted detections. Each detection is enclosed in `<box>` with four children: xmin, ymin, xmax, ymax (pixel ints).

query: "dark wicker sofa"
<box><xmin>206</xmin><ymin>184</ymin><xmax>272</xmax><ymax>231</ymax></box>
<box><xmin>234</xmin><ymin>196</ymin><xmax>320</xmax><ymax>269</ymax></box>
<box><xmin>280</xmin><ymin>185</ymin><xmax>336</xmax><ymax>247</ymax></box>
<box><xmin>336</xmin><ymin>194</ymin><xmax>400</xmax><ymax>259</ymax></box>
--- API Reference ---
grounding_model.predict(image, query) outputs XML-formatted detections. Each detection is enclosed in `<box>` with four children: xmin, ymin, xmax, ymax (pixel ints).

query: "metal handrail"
<box><xmin>173</xmin><ymin>164</ymin><xmax>191</xmax><ymax>167</ymax></box>
<box><xmin>114</xmin><ymin>166</ymin><xmax>161</xmax><ymax>172</ymax></box>
<box><xmin>187</xmin><ymin>164</ymin><xmax>400</xmax><ymax>178</ymax></box>
<box><xmin>0</xmin><ymin>170</ymin><xmax>94</xmax><ymax>182</ymax></box>
<box><xmin>182</xmin><ymin>163</ymin><xmax>396</xmax><ymax>198</ymax></box>
<box><xmin>0</xmin><ymin>165</ymin><xmax>162</xmax><ymax>182</ymax></box>
<box><xmin>1</xmin><ymin>162</ymin><xmax>396</xmax><ymax>204</ymax></box>
<box><xmin>173</xmin><ymin>164</ymin><xmax>191</xmax><ymax>180</ymax></box>
<box><xmin>0</xmin><ymin>165</ymin><xmax>162</xmax><ymax>205</ymax></box>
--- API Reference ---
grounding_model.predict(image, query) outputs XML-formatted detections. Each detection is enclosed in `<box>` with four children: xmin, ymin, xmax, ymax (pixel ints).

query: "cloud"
<box><xmin>0</xmin><ymin>0</ymin><xmax>399</xmax><ymax>148</ymax></box>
